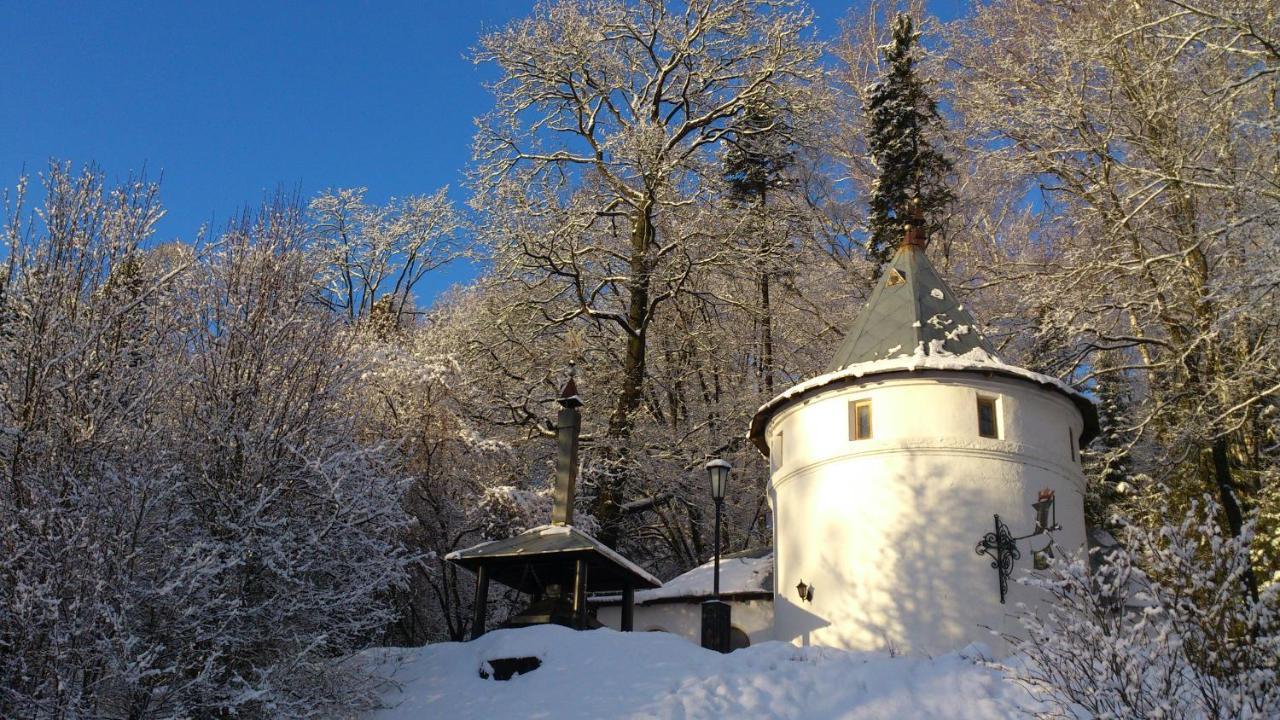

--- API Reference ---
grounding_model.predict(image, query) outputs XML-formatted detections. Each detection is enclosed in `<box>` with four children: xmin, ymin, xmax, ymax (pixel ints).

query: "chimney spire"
<box><xmin>902</xmin><ymin>198</ymin><xmax>928</xmax><ymax>249</ymax></box>
<box><xmin>551</xmin><ymin>363</ymin><xmax>582</xmax><ymax>525</ymax></box>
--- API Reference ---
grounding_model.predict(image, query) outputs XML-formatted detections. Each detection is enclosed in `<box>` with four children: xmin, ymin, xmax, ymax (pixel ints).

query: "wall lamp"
<box><xmin>795</xmin><ymin>580</ymin><xmax>813</xmax><ymax>603</ymax></box>
<box><xmin>1032</xmin><ymin>488</ymin><xmax>1060</xmax><ymax>535</ymax></box>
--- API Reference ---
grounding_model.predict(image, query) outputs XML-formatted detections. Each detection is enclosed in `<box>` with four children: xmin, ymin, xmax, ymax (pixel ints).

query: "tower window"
<box><xmin>977</xmin><ymin>396</ymin><xmax>999</xmax><ymax>439</ymax></box>
<box><xmin>849</xmin><ymin>400</ymin><xmax>872</xmax><ymax>440</ymax></box>
<box><xmin>1068</xmin><ymin>428</ymin><xmax>1077</xmax><ymax>462</ymax></box>
<box><xmin>771</xmin><ymin>431</ymin><xmax>783</xmax><ymax>472</ymax></box>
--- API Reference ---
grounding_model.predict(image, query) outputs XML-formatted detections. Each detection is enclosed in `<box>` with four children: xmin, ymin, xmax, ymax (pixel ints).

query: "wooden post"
<box><xmin>572</xmin><ymin>558</ymin><xmax>588</xmax><ymax>629</ymax></box>
<box><xmin>621</xmin><ymin>582</ymin><xmax>635</xmax><ymax>631</ymax></box>
<box><xmin>470</xmin><ymin>565</ymin><xmax>489</xmax><ymax>640</ymax></box>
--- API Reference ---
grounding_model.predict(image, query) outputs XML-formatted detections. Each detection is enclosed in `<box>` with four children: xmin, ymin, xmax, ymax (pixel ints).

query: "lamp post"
<box><xmin>701</xmin><ymin>459</ymin><xmax>732</xmax><ymax>653</ymax></box>
<box><xmin>706</xmin><ymin>459</ymin><xmax>731</xmax><ymax>598</ymax></box>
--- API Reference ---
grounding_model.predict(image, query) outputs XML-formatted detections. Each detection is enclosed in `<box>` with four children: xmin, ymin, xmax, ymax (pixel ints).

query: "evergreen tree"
<box><xmin>723</xmin><ymin>101</ymin><xmax>796</xmax><ymax>204</ymax></box>
<box><xmin>723</xmin><ymin>100</ymin><xmax>799</xmax><ymax>393</ymax></box>
<box><xmin>865</xmin><ymin>13</ymin><xmax>953</xmax><ymax>265</ymax></box>
<box><xmin>1083</xmin><ymin>359</ymin><xmax>1138</xmax><ymax>528</ymax></box>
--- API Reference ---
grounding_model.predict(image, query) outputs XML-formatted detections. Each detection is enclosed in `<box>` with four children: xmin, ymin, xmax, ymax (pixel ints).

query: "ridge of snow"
<box><xmin>753</xmin><ymin>345</ymin><xmax>1089</xmax><ymax>432</ymax></box>
<box><xmin>595</xmin><ymin>551</ymin><xmax>773</xmax><ymax>604</ymax></box>
<box><xmin>362</xmin><ymin>625</ymin><xmax>1037</xmax><ymax>719</ymax></box>
<box><xmin>444</xmin><ymin>541</ymin><xmax>493</xmax><ymax>561</ymax></box>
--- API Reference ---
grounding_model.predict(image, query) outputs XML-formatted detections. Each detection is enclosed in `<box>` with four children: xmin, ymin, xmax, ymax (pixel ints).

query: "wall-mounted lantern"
<box><xmin>1032</xmin><ymin>488</ymin><xmax>1060</xmax><ymax>535</ymax></box>
<box><xmin>975</xmin><ymin>489</ymin><xmax>1059</xmax><ymax>603</ymax></box>
<box><xmin>795</xmin><ymin>580</ymin><xmax>813</xmax><ymax>603</ymax></box>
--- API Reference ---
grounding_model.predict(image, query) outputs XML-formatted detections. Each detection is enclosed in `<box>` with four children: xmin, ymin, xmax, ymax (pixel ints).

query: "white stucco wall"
<box><xmin>596</xmin><ymin>599</ymin><xmax>774</xmax><ymax>648</ymax></box>
<box><xmin>764</xmin><ymin>371</ymin><xmax>1087</xmax><ymax>657</ymax></box>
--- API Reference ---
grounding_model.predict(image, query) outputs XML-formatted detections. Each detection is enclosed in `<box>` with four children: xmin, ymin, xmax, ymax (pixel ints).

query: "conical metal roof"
<box><xmin>828</xmin><ymin>243</ymin><xmax>994</xmax><ymax>371</ymax></box>
<box><xmin>748</xmin><ymin>222</ymin><xmax>1099</xmax><ymax>454</ymax></box>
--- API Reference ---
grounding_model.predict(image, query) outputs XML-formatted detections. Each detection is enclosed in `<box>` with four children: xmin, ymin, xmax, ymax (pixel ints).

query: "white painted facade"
<box><xmin>589</xmin><ymin>235</ymin><xmax>1092</xmax><ymax>658</ymax></box>
<box><xmin>763</xmin><ymin>370</ymin><xmax>1088</xmax><ymax>656</ymax></box>
<box><xmin>596</xmin><ymin>599</ymin><xmax>774</xmax><ymax>648</ymax></box>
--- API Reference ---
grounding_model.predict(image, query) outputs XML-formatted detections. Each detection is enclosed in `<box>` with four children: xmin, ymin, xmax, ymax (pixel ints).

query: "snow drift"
<box><xmin>363</xmin><ymin>625</ymin><xmax>1038</xmax><ymax>719</ymax></box>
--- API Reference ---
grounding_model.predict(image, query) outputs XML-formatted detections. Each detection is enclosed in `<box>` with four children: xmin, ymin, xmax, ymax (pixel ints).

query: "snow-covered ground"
<box><xmin>363</xmin><ymin>625</ymin><xmax>1042</xmax><ymax>719</ymax></box>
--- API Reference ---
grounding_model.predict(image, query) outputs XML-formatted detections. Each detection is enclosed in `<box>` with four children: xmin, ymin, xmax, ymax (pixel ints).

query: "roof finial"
<box><xmin>558</xmin><ymin>361</ymin><xmax>583</xmax><ymax>408</ymax></box>
<box><xmin>902</xmin><ymin>197</ymin><xmax>928</xmax><ymax>249</ymax></box>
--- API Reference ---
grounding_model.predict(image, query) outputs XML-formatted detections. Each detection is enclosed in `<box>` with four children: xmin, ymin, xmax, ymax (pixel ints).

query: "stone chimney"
<box><xmin>551</xmin><ymin>366</ymin><xmax>583</xmax><ymax>526</ymax></box>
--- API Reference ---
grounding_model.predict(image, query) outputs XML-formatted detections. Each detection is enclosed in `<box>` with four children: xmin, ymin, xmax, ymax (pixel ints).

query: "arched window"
<box><xmin>729</xmin><ymin>626</ymin><xmax>751</xmax><ymax>651</ymax></box>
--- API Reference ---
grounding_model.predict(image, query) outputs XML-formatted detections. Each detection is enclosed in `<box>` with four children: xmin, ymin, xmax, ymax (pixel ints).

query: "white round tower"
<box><xmin>749</xmin><ymin>221</ymin><xmax>1097</xmax><ymax>657</ymax></box>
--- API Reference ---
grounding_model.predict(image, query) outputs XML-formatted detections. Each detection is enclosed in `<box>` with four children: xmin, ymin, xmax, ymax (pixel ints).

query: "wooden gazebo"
<box><xmin>446</xmin><ymin>372</ymin><xmax>661</xmax><ymax>638</ymax></box>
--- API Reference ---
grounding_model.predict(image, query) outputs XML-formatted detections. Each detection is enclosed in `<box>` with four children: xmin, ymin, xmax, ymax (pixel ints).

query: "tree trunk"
<box><xmin>1210</xmin><ymin>437</ymin><xmax>1260</xmax><ymax>602</ymax></box>
<box><xmin>760</xmin><ymin>264</ymin><xmax>774</xmax><ymax>394</ymax></box>
<box><xmin>597</xmin><ymin>202</ymin><xmax>655</xmax><ymax>547</ymax></box>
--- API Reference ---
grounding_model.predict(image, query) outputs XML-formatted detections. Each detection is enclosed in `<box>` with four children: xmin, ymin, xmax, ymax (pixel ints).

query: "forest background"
<box><xmin>2</xmin><ymin>0</ymin><xmax>1277</xmax><ymax>717</ymax></box>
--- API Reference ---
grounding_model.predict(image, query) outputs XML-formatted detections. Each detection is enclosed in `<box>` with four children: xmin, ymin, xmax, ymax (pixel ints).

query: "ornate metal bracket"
<box><xmin>975</xmin><ymin>514</ymin><xmax>1020</xmax><ymax>603</ymax></box>
<box><xmin>974</xmin><ymin>490</ymin><xmax>1062</xmax><ymax>604</ymax></box>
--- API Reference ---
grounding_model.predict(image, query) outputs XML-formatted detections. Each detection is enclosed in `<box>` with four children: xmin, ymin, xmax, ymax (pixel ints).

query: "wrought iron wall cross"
<box><xmin>975</xmin><ymin>515</ymin><xmax>1020</xmax><ymax>604</ymax></box>
<box><xmin>974</xmin><ymin>489</ymin><xmax>1060</xmax><ymax>603</ymax></box>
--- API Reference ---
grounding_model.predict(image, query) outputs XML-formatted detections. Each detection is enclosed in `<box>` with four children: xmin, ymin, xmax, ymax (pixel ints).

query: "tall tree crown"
<box><xmin>864</xmin><ymin>12</ymin><xmax>953</xmax><ymax>266</ymax></box>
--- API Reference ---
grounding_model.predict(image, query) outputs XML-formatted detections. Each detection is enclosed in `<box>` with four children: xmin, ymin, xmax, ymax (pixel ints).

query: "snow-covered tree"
<box><xmin>470</xmin><ymin>0</ymin><xmax>825</xmax><ymax>548</ymax></box>
<box><xmin>309</xmin><ymin>186</ymin><xmax>465</xmax><ymax>328</ymax></box>
<box><xmin>1008</xmin><ymin>490</ymin><xmax>1279</xmax><ymax>719</ymax></box>
<box><xmin>864</xmin><ymin>12</ymin><xmax>953</xmax><ymax>265</ymax></box>
<box><xmin>0</xmin><ymin>168</ymin><xmax>412</xmax><ymax>718</ymax></box>
<box><xmin>946</xmin><ymin>0</ymin><xmax>1280</xmax><ymax>592</ymax></box>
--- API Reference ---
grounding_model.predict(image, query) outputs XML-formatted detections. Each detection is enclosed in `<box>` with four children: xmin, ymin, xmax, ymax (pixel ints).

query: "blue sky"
<box><xmin>1</xmin><ymin>0</ymin><xmax>966</xmax><ymax>301</ymax></box>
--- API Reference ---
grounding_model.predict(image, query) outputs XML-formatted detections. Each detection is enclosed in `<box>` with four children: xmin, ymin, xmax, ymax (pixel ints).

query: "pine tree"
<box><xmin>723</xmin><ymin>100</ymin><xmax>798</xmax><ymax>393</ymax></box>
<box><xmin>723</xmin><ymin>101</ymin><xmax>796</xmax><ymax>204</ymax></box>
<box><xmin>865</xmin><ymin>13</ymin><xmax>953</xmax><ymax>265</ymax></box>
<box><xmin>1083</xmin><ymin>359</ymin><xmax>1138</xmax><ymax>528</ymax></box>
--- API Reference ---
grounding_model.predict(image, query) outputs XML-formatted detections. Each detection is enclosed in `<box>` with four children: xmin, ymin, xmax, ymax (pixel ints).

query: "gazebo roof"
<box><xmin>446</xmin><ymin>524</ymin><xmax>662</xmax><ymax>595</ymax></box>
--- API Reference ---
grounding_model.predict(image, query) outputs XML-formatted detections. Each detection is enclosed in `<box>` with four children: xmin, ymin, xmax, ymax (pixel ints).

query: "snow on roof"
<box><xmin>749</xmin><ymin>344</ymin><xmax>1099</xmax><ymax>454</ymax></box>
<box><xmin>446</xmin><ymin>524</ymin><xmax>662</xmax><ymax>589</ymax></box>
<box><xmin>827</xmin><ymin>244</ymin><xmax>995</xmax><ymax>370</ymax></box>
<box><xmin>768</xmin><ymin>240</ymin><xmax>1098</xmax><ymax>454</ymax></box>
<box><xmin>594</xmin><ymin>548</ymin><xmax>773</xmax><ymax>605</ymax></box>
<box><xmin>362</xmin><ymin>624</ymin><xmax>1035</xmax><ymax>720</ymax></box>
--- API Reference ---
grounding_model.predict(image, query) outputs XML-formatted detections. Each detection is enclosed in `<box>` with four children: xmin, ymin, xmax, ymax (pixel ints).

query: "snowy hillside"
<box><xmin>364</xmin><ymin>625</ymin><xmax>1040</xmax><ymax>719</ymax></box>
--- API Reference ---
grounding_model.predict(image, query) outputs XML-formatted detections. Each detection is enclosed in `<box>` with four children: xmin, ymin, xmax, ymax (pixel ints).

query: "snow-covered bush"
<box><xmin>0</xmin><ymin>169</ymin><xmax>411</xmax><ymax>718</ymax></box>
<box><xmin>1008</xmin><ymin>491</ymin><xmax>1279</xmax><ymax>719</ymax></box>
<box><xmin>349</xmin><ymin>329</ymin><xmax>530</xmax><ymax>644</ymax></box>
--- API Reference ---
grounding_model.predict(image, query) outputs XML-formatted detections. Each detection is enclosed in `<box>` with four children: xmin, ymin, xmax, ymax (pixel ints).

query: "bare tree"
<box><xmin>945</xmin><ymin>0</ymin><xmax>1280</xmax><ymax>591</ymax></box>
<box><xmin>0</xmin><ymin>169</ymin><xmax>413</xmax><ymax>718</ymax></box>
<box><xmin>310</xmin><ymin>186</ymin><xmax>465</xmax><ymax>327</ymax></box>
<box><xmin>470</xmin><ymin>0</ymin><xmax>824</xmax><ymax>545</ymax></box>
